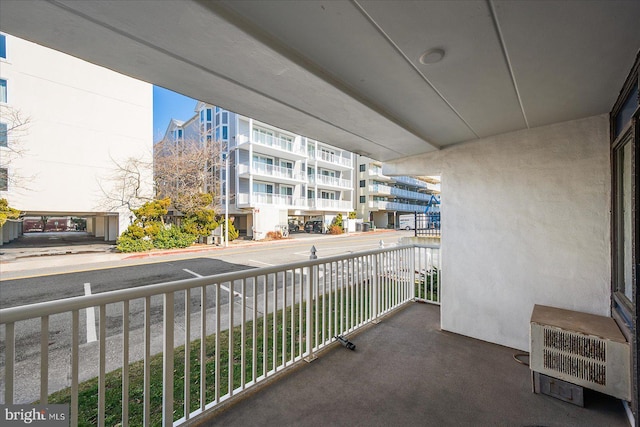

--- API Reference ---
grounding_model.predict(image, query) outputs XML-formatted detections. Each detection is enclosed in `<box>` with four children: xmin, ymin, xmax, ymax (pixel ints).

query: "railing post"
<box><xmin>163</xmin><ymin>292</ymin><xmax>175</xmax><ymax>427</ymax></box>
<box><xmin>372</xmin><ymin>252</ymin><xmax>379</xmax><ymax>324</ymax></box>
<box><xmin>410</xmin><ymin>245</ymin><xmax>416</xmax><ymax>300</ymax></box>
<box><xmin>305</xmin><ymin>246</ymin><xmax>318</xmax><ymax>362</ymax></box>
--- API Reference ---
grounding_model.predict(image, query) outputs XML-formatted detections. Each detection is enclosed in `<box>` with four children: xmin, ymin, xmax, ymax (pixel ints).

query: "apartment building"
<box><xmin>356</xmin><ymin>156</ymin><xmax>440</xmax><ymax>229</ymax></box>
<box><xmin>0</xmin><ymin>33</ymin><xmax>153</xmax><ymax>242</ymax></box>
<box><xmin>162</xmin><ymin>102</ymin><xmax>354</xmax><ymax>239</ymax></box>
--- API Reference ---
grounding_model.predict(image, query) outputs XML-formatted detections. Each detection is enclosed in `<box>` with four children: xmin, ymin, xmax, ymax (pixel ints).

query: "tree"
<box><xmin>97</xmin><ymin>153</ymin><xmax>155</xmax><ymax>212</ymax></box>
<box><xmin>0</xmin><ymin>106</ymin><xmax>34</xmax><ymax>192</ymax></box>
<box><xmin>182</xmin><ymin>193</ymin><xmax>218</xmax><ymax>237</ymax></box>
<box><xmin>154</xmin><ymin>137</ymin><xmax>223</xmax><ymax>213</ymax></box>
<box><xmin>0</xmin><ymin>198</ymin><xmax>21</xmax><ymax>227</ymax></box>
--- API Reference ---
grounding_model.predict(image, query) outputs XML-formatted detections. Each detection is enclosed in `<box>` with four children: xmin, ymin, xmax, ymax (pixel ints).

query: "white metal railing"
<box><xmin>368</xmin><ymin>200</ymin><xmax>428</xmax><ymax>212</ymax></box>
<box><xmin>310</xmin><ymin>198</ymin><xmax>353</xmax><ymax>211</ymax></box>
<box><xmin>251</xmin><ymin>131</ymin><xmax>306</xmax><ymax>156</ymax></box>
<box><xmin>309</xmin><ymin>174</ymin><xmax>352</xmax><ymax>188</ymax></box>
<box><xmin>0</xmin><ymin>244</ymin><xmax>440</xmax><ymax>426</ymax></box>
<box><xmin>251</xmin><ymin>163</ymin><xmax>304</xmax><ymax>181</ymax></box>
<box><xmin>308</xmin><ymin>150</ymin><xmax>353</xmax><ymax>168</ymax></box>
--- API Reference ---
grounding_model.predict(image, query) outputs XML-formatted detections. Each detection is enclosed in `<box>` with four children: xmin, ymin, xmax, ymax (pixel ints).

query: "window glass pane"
<box><xmin>222</xmin><ymin>112</ymin><xmax>228</xmax><ymax>124</ymax></box>
<box><xmin>215</xmin><ymin>114</ymin><xmax>220</xmax><ymax>126</ymax></box>
<box><xmin>0</xmin><ymin>168</ymin><xmax>7</xmax><ymax>191</ymax></box>
<box><xmin>0</xmin><ymin>79</ymin><xmax>7</xmax><ymax>103</ymax></box>
<box><xmin>360</xmin><ymin>196</ymin><xmax>366</xmax><ymax>203</ymax></box>
<box><xmin>0</xmin><ymin>122</ymin><xmax>7</xmax><ymax>146</ymax></box>
<box><xmin>359</xmin><ymin>164</ymin><xmax>366</xmax><ymax>172</ymax></box>
<box><xmin>620</xmin><ymin>143</ymin><xmax>633</xmax><ymax>301</ymax></box>
<box><xmin>615</xmin><ymin>84</ymin><xmax>638</xmax><ymax>138</ymax></box>
<box><xmin>206</xmin><ymin>108</ymin><xmax>212</xmax><ymax>121</ymax></box>
<box><xmin>0</xmin><ymin>34</ymin><xmax>6</xmax><ymax>59</ymax></box>
<box><xmin>619</xmin><ymin>141</ymin><xmax>633</xmax><ymax>302</ymax></box>
<box><xmin>222</xmin><ymin>126</ymin><xmax>228</xmax><ymax>140</ymax></box>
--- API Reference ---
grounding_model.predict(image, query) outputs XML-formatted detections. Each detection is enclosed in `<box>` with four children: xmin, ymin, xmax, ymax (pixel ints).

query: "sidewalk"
<box><xmin>0</xmin><ymin>229</ymin><xmax>398</xmax><ymax>276</ymax></box>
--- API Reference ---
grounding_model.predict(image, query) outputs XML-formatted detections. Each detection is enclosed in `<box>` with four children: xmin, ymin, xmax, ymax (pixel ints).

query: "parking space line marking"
<box><xmin>84</xmin><ymin>283</ymin><xmax>97</xmax><ymax>343</ymax></box>
<box><xmin>182</xmin><ymin>268</ymin><xmax>243</xmax><ymax>299</ymax></box>
<box><xmin>183</xmin><ymin>268</ymin><xmax>203</xmax><ymax>278</ymax></box>
<box><xmin>248</xmin><ymin>260</ymin><xmax>274</xmax><ymax>266</ymax></box>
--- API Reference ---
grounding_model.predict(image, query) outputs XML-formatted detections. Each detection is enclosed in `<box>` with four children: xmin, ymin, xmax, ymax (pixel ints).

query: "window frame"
<box><xmin>0</xmin><ymin>122</ymin><xmax>7</xmax><ymax>147</ymax></box>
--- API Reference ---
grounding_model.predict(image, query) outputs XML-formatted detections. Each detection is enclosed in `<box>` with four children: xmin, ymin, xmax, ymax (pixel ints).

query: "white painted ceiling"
<box><xmin>1</xmin><ymin>0</ymin><xmax>639</xmax><ymax>162</ymax></box>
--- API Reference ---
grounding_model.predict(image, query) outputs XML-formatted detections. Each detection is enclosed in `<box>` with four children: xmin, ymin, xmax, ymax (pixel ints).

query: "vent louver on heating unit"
<box><xmin>530</xmin><ymin>304</ymin><xmax>630</xmax><ymax>401</ymax></box>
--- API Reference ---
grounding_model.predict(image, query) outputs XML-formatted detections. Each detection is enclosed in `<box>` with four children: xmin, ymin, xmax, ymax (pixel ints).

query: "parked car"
<box><xmin>304</xmin><ymin>220</ymin><xmax>324</xmax><ymax>233</ymax></box>
<box><xmin>288</xmin><ymin>221</ymin><xmax>300</xmax><ymax>232</ymax></box>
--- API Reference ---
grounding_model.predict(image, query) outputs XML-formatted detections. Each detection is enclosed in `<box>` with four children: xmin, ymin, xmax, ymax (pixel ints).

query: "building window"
<box><xmin>359</xmin><ymin>164</ymin><xmax>366</xmax><ymax>172</ymax></box>
<box><xmin>253</xmin><ymin>182</ymin><xmax>273</xmax><ymax>194</ymax></box>
<box><xmin>0</xmin><ymin>34</ymin><xmax>6</xmax><ymax>59</ymax></box>
<box><xmin>0</xmin><ymin>168</ymin><xmax>7</xmax><ymax>191</ymax></box>
<box><xmin>360</xmin><ymin>196</ymin><xmax>366</xmax><ymax>203</ymax></box>
<box><xmin>0</xmin><ymin>122</ymin><xmax>7</xmax><ymax>147</ymax></box>
<box><xmin>610</xmin><ymin>53</ymin><xmax>638</xmax><ymax>337</ymax></box>
<box><xmin>0</xmin><ymin>79</ymin><xmax>6</xmax><ymax>103</ymax></box>
<box><xmin>359</xmin><ymin>180</ymin><xmax>365</xmax><ymax>187</ymax></box>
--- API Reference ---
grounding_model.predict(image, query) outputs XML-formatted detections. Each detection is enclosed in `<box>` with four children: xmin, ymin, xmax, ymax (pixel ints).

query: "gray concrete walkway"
<box><xmin>203</xmin><ymin>303</ymin><xmax>628</xmax><ymax>427</ymax></box>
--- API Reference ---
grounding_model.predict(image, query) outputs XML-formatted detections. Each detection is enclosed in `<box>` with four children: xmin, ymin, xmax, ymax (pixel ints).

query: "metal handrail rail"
<box><xmin>0</xmin><ymin>244</ymin><xmax>438</xmax><ymax>324</ymax></box>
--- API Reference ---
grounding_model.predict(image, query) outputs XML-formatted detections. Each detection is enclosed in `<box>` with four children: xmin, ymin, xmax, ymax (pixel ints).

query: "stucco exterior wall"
<box><xmin>385</xmin><ymin>115</ymin><xmax>611</xmax><ymax>351</ymax></box>
<box><xmin>0</xmin><ymin>35</ymin><xmax>152</xmax><ymax>236</ymax></box>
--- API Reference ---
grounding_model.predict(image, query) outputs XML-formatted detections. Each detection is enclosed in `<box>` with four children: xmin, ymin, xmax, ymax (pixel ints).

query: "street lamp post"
<box><xmin>223</xmin><ymin>151</ymin><xmax>229</xmax><ymax>247</ymax></box>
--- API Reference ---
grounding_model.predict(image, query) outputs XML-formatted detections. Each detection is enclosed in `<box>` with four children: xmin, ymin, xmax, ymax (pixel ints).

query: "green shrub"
<box><xmin>153</xmin><ymin>226</ymin><xmax>196</xmax><ymax>249</ymax></box>
<box><xmin>331</xmin><ymin>213</ymin><xmax>344</xmax><ymax>231</ymax></box>
<box><xmin>221</xmin><ymin>219</ymin><xmax>239</xmax><ymax>241</ymax></box>
<box><xmin>182</xmin><ymin>208</ymin><xmax>218</xmax><ymax>237</ymax></box>
<box><xmin>116</xmin><ymin>235</ymin><xmax>154</xmax><ymax>253</ymax></box>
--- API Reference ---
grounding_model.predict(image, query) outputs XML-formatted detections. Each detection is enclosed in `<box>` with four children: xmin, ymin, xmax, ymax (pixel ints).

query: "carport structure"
<box><xmin>0</xmin><ymin>1</ymin><xmax>638</xmax><ymax>425</ymax></box>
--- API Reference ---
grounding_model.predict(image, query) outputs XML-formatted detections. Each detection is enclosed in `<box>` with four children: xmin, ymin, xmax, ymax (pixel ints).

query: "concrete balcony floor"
<box><xmin>203</xmin><ymin>303</ymin><xmax>628</xmax><ymax>426</ymax></box>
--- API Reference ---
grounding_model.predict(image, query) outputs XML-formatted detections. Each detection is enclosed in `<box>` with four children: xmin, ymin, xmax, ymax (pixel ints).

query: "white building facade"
<box><xmin>356</xmin><ymin>156</ymin><xmax>440</xmax><ymax>229</ymax></box>
<box><xmin>163</xmin><ymin>103</ymin><xmax>355</xmax><ymax>239</ymax></box>
<box><xmin>0</xmin><ymin>33</ymin><xmax>153</xmax><ymax>242</ymax></box>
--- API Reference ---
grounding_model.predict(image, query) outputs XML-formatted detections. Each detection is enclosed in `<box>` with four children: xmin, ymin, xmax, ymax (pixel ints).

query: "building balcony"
<box><xmin>236</xmin><ymin>134</ymin><xmax>307</xmax><ymax>160</ymax></box>
<box><xmin>237</xmin><ymin>163</ymin><xmax>306</xmax><ymax>185</ymax></box>
<box><xmin>368</xmin><ymin>200</ymin><xmax>428</xmax><ymax>212</ymax></box>
<box><xmin>366</xmin><ymin>168</ymin><xmax>393</xmax><ymax>182</ymax></box>
<box><xmin>309</xmin><ymin>174</ymin><xmax>352</xmax><ymax>189</ymax></box>
<box><xmin>393</xmin><ymin>175</ymin><xmax>431</xmax><ymax>189</ymax></box>
<box><xmin>0</xmin><ymin>244</ymin><xmax>627</xmax><ymax>427</ymax></box>
<box><xmin>236</xmin><ymin>192</ymin><xmax>307</xmax><ymax>208</ymax></box>
<box><xmin>309</xmin><ymin>149</ymin><xmax>353</xmax><ymax>170</ymax></box>
<box><xmin>309</xmin><ymin>198</ymin><xmax>353</xmax><ymax>211</ymax></box>
<box><xmin>368</xmin><ymin>184</ymin><xmax>432</xmax><ymax>202</ymax></box>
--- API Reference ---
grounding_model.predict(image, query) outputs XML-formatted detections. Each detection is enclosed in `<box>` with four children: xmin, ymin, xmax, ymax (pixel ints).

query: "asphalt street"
<box><xmin>0</xmin><ymin>229</ymin><xmax>415</xmax><ymax>403</ymax></box>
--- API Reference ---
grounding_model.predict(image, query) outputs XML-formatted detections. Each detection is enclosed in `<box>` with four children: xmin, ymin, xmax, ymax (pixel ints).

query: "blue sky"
<box><xmin>152</xmin><ymin>86</ymin><xmax>197</xmax><ymax>142</ymax></box>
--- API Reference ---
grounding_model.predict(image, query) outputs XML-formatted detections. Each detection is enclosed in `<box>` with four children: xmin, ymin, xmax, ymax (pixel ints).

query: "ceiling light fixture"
<box><xmin>419</xmin><ymin>48</ymin><xmax>445</xmax><ymax>65</ymax></box>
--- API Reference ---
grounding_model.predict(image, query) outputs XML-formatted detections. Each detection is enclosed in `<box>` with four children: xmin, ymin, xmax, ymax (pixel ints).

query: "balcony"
<box><xmin>368</xmin><ymin>200</ymin><xmax>428</xmax><ymax>212</ymax></box>
<box><xmin>237</xmin><ymin>163</ymin><xmax>305</xmax><ymax>185</ymax></box>
<box><xmin>1</xmin><ymin>245</ymin><xmax>443</xmax><ymax>425</ymax></box>
<box><xmin>309</xmin><ymin>149</ymin><xmax>353</xmax><ymax>170</ymax></box>
<box><xmin>309</xmin><ymin>198</ymin><xmax>353</xmax><ymax>211</ymax></box>
<box><xmin>309</xmin><ymin>174</ymin><xmax>352</xmax><ymax>189</ymax></box>
<box><xmin>367</xmin><ymin>168</ymin><xmax>393</xmax><ymax>182</ymax></box>
<box><xmin>393</xmin><ymin>175</ymin><xmax>431</xmax><ymax>189</ymax></box>
<box><xmin>369</xmin><ymin>184</ymin><xmax>432</xmax><ymax>202</ymax></box>
<box><xmin>237</xmin><ymin>192</ymin><xmax>307</xmax><ymax>208</ymax></box>
<box><xmin>237</xmin><ymin>133</ymin><xmax>307</xmax><ymax>159</ymax></box>
<box><xmin>0</xmin><ymin>243</ymin><xmax>628</xmax><ymax>427</ymax></box>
